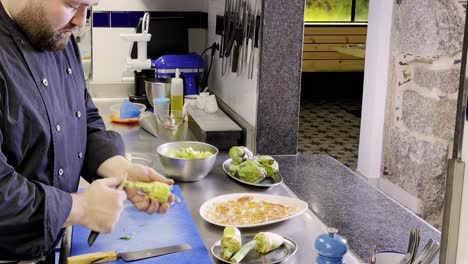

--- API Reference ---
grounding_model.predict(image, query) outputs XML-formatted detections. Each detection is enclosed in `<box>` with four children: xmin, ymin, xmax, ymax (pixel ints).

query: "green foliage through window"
<box><xmin>304</xmin><ymin>0</ymin><xmax>369</xmax><ymax>22</ymax></box>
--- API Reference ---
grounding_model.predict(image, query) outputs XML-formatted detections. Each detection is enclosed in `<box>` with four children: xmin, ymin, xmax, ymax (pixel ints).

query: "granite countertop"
<box><xmin>274</xmin><ymin>154</ymin><xmax>441</xmax><ymax>261</ymax></box>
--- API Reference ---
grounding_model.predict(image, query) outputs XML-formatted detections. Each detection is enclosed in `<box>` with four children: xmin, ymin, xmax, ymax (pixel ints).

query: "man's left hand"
<box><xmin>97</xmin><ymin>155</ymin><xmax>175</xmax><ymax>214</ymax></box>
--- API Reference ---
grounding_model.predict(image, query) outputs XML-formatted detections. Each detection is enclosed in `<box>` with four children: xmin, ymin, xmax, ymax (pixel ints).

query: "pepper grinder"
<box><xmin>315</xmin><ymin>228</ymin><xmax>349</xmax><ymax>264</ymax></box>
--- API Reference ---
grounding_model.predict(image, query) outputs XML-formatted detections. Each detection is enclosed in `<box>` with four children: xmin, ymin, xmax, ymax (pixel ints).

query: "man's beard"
<box><xmin>14</xmin><ymin>4</ymin><xmax>73</xmax><ymax>51</ymax></box>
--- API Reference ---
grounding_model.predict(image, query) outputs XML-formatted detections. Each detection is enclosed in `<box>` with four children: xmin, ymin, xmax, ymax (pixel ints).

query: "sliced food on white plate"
<box><xmin>199</xmin><ymin>193</ymin><xmax>308</xmax><ymax>228</ymax></box>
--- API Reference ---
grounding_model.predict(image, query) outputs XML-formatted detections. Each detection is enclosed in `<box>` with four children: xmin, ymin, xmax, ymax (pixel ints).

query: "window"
<box><xmin>304</xmin><ymin>0</ymin><xmax>369</xmax><ymax>23</ymax></box>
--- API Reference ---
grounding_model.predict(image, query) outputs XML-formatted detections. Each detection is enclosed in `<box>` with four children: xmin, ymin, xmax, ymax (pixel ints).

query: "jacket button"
<box><xmin>67</xmin><ymin>68</ymin><xmax>72</xmax><ymax>75</ymax></box>
<box><xmin>75</xmin><ymin>111</ymin><xmax>81</xmax><ymax>118</ymax></box>
<box><xmin>42</xmin><ymin>78</ymin><xmax>48</xmax><ymax>87</ymax></box>
<box><xmin>78</xmin><ymin>152</ymin><xmax>83</xmax><ymax>159</ymax></box>
<box><xmin>58</xmin><ymin>168</ymin><xmax>64</xmax><ymax>176</ymax></box>
<box><xmin>56</xmin><ymin>124</ymin><xmax>61</xmax><ymax>132</ymax></box>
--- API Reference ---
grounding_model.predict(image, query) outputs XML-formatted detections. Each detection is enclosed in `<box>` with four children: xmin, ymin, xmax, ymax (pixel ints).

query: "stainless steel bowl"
<box><xmin>156</xmin><ymin>141</ymin><xmax>219</xmax><ymax>182</ymax></box>
<box><xmin>145</xmin><ymin>79</ymin><xmax>170</xmax><ymax>107</ymax></box>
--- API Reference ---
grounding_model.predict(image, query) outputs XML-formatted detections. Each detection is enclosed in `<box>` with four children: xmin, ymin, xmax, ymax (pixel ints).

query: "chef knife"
<box><xmin>88</xmin><ymin>176</ymin><xmax>127</xmax><ymax>247</ymax></box>
<box><xmin>67</xmin><ymin>243</ymin><xmax>192</xmax><ymax>264</ymax></box>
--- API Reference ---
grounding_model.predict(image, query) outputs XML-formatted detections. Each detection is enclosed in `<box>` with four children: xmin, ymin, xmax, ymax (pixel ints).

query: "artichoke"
<box><xmin>123</xmin><ymin>180</ymin><xmax>172</xmax><ymax>204</ymax></box>
<box><xmin>229</xmin><ymin>163</ymin><xmax>241</xmax><ymax>175</ymax></box>
<box><xmin>238</xmin><ymin>160</ymin><xmax>266</xmax><ymax>183</ymax></box>
<box><xmin>221</xmin><ymin>226</ymin><xmax>242</xmax><ymax>260</ymax></box>
<box><xmin>230</xmin><ymin>240</ymin><xmax>257</xmax><ymax>263</ymax></box>
<box><xmin>229</xmin><ymin>146</ymin><xmax>253</xmax><ymax>165</ymax></box>
<box><xmin>254</xmin><ymin>232</ymin><xmax>285</xmax><ymax>253</ymax></box>
<box><xmin>165</xmin><ymin>147</ymin><xmax>213</xmax><ymax>159</ymax></box>
<box><xmin>256</xmin><ymin>155</ymin><xmax>279</xmax><ymax>177</ymax></box>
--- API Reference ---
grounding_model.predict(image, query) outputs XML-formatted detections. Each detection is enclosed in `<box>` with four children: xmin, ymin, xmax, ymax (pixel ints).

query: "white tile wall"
<box><xmin>91</xmin><ymin>0</ymin><xmax>209</xmax><ymax>83</ymax></box>
<box><xmin>92</xmin><ymin>27</ymin><xmax>135</xmax><ymax>83</ymax></box>
<box><xmin>90</xmin><ymin>0</ymin><xmax>259</xmax><ymax>128</ymax></box>
<box><xmin>206</xmin><ymin>0</ymin><xmax>261</xmax><ymax>127</ymax></box>
<box><xmin>93</xmin><ymin>0</ymin><xmax>208</xmax><ymax>12</ymax></box>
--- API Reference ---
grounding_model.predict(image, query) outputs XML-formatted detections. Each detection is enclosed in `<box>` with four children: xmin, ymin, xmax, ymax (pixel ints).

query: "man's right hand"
<box><xmin>65</xmin><ymin>177</ymin><xmax>127</xmax><ymax>232</ymax></box>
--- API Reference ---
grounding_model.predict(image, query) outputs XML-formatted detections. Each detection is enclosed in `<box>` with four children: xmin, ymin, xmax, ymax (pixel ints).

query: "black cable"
<box><xmin>201</xmin><ymin>51</ymin><xmax>215</xmax><ymax>90</ymax></box>
<box><xmin>197</xmin><ymin>42</ymin><xmax>219</xmax><ymax>93</ymax></box>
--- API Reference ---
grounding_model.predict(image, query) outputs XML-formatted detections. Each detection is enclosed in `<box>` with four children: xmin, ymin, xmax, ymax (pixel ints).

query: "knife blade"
<box><xmin>88</xmin><ymin>176</ymin><xmax>127</xmax><ymax>247</ymax></box>
<box><xmin>67</xmin><ymin>243</ymin><xmax>192</xmax><ymax>264</ymax></box>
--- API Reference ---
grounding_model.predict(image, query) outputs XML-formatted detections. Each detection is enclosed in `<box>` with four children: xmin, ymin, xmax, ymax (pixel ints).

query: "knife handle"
<box><xmin>67</xmin><ymin>251</ymin><xmax>118</xmax><ymax>264</ymax></box>
<box><xmin>67</xmin><ymin>251</ymin><xmax>119</xmax><ymax>264</ymax></box>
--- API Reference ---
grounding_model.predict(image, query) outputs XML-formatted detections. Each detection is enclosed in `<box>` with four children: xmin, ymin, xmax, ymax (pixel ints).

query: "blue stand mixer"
<box><xmin>152</xmin><ymin>54</ymin><xmax>205</xmax><ymax>95</ymax></box>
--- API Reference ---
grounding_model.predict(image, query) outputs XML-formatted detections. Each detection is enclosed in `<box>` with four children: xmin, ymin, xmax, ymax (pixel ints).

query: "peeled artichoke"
<box><xmin>221</xmin><ymin>226</ymin><xmax>242</xmax><ymax>260</ymax></box>
<box><xmin>123</xmin><ymin>180</ymin><xmax>172</xmax><ymax>204</ymax></box>
<box><xmin>238</xmin><ymin>160</ymin><xmax>267</xmax><ymax>183</ymax></box>
<box><xmin>229</xmin><ymin>146</ymin><xmax>254</xmax><ymax>165</ymax></box>
<box><xmin>256</xmin><ymin>155</ymin><xmax>279</xmax><ymax>177</ymax></box>
<box><xmin>254</xmin><ymin>232</ymin><xmax>285</xmax><ymax>253</ymax></box>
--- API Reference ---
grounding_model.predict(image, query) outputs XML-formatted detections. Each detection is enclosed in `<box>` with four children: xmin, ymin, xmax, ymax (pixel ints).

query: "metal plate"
<box><xmin>222</xmin><ymin>159</ymin><xmax>283</xmax><ymax>188</ymax></box>
<box><xmin>211</xmin><ymin>235</ymin><xmax>297</xmax><ymax>264</ymax></box>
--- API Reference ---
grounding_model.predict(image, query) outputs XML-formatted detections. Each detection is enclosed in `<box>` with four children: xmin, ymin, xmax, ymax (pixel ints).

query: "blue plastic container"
<box><xmin>315</xmin><ymin>228</ymin><xmax>349</xmax><ymax>264</ymax></box>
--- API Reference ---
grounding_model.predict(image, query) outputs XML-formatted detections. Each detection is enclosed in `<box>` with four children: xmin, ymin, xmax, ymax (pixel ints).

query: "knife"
<box><xmin>88</xmin><ymin>176</ymin><xmax>127</xmax><ymax>247</ymax></box>
<box><xmin>67</xmin><ymin>243</ymin><xmax>192</xmax><ymax>264</ymax></box>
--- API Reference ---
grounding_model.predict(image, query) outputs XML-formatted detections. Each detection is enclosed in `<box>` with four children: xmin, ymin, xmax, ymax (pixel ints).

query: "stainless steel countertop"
<box><xmin>76</xmin><ymin>98</ymin><xmax>362</xmax><ymax>263</ymax></box>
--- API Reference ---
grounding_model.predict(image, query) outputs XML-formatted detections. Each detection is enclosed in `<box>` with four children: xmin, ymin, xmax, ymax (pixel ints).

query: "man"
<box><xmin>0</xmin><ymin>0</ymin><xmax>174</xmax><ymax>261</ymax></box>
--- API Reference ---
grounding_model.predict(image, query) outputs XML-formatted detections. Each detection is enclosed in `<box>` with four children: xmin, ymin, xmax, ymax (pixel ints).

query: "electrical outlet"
<box><xmin>216</xmin><ymin>15</ymin><xmax>224</xmax><ymax>36</ymax></box>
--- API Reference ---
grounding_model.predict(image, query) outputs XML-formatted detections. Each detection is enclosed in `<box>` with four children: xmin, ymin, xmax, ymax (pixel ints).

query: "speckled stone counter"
<box><xmin>275</xmin><ymin>154</ymin><xmax>441</xmax><ymax>261</ymax></box>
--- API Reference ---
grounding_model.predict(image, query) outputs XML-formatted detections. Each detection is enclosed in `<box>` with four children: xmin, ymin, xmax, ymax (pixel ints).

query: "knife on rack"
<box><xmin>67</xmin><ymin>243</ymin><xmax>192</xmax><ymax>264</ymax></box>
<box><xmin>88</xmin><ymin>176</ymin><xmax>127</xmax><ymax>247</ymax></box>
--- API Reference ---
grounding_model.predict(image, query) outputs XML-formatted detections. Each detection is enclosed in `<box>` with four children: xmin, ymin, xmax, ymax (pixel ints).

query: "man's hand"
<box><xmin>68</xmin><ymin>177</ymin><xmax>127</xmax><ymax>232</ymax></box>
<box><xmin>97</xmin><ymin>155</ymin><xmax>174</xmax><ymax>215</ymax></box>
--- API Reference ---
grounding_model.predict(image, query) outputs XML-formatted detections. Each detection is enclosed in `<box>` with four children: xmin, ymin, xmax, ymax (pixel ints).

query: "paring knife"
<box><xmin>88</xmin><ymin>176</ymin><xmax>127</xmax><ymax>247</ymax></box>
<box><xmin>67</xmin><ymin>243</ymin><xmax>192</xmax><ymax>264</ymax></box>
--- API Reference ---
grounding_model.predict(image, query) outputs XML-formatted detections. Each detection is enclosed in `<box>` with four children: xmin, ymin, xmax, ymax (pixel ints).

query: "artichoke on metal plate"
<box><xmin>256</xmin><ymin>155</ymin><xmax>279</xmax><ymax>177</ymax></box>
<box><xmin>238</xmin><ymin>160</ymin><xmax>267</xmax><ymax>183</ymax></box>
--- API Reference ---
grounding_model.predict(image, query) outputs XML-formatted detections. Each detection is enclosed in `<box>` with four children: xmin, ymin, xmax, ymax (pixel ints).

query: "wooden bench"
<box><xmin>302</xmin><ymin>25</ymin><xmax>367</xmax><ymax>72</ymax></box>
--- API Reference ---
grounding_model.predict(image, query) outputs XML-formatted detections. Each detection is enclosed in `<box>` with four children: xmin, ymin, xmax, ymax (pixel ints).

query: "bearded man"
<box><xmin>0</xmin><ymin>1</ymin><xmax>173</xmax><ymax>262</ymax></box>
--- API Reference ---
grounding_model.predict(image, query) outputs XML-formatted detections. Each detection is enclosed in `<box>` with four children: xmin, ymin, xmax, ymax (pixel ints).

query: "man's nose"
<box><xmin>70</xmin><ymin>6</ymin><xmax>87</xmax><ymax>27</ymax></box>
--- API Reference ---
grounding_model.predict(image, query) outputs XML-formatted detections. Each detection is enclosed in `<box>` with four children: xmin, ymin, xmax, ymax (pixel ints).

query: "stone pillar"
<box><xmin>382</xmin><ymin>0</ymin><xmax>465</xmax><ymax>228</ymax></box>
<box><xmin>256</xmin><ymin>0</ymin><xmax>304</xmax><ymax>154</ymax></box>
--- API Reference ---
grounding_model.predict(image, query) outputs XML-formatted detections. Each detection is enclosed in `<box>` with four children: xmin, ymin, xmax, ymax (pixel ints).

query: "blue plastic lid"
<box><xmin>153</xmin><ymin>97</ymin><xmax>170</xmax><ymax>105</ymax></box>
<box><xmin>315</xmin><ymin>228</ymin><xmax>349</xmax><ymax>262</ymax></box>
<box><xmin>120</xmin><ymin>99</ymin><xmax>141</xmax><ymax>119</ymax></box>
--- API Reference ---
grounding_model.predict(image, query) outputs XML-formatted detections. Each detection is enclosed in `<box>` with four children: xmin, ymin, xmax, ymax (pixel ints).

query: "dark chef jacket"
<box><xmin>0</xmin><ymin>4</ymin><xmax>125</xmax><ymax>260</ymax></box>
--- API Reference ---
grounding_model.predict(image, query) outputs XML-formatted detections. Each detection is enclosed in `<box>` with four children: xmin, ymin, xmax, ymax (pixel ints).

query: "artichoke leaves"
<box><xmin>221</xmin><ymin>226</ymin><xmax>242</xmax><ymax>260</ymax></box>
<box><xmin>228</xmin><ymin>146</ymin><xmax>280</xmax><ymax>182</ymax></box>
<box><xmin>256</xmin><ymin>155</ymin><xmax>279</xmax><ymax>177</ymax></box>
<box><xmin>229</xmin><ymin>146</ymin><xmax>254</xmax><ymax>165</ymax></box>
<box><xmin>238</xmin><ymin>160</ymin><xmax>267</xmax><ymax>183</ymax></box>
<box><xmin>123</xmin><ymin>180</ymin><xmax>172</xmax><ymax>204</ymax></box>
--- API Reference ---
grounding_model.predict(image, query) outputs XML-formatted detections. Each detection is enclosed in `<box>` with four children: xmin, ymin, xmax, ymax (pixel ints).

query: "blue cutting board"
<box><xmin>71</xmin><ymin>185</ymin><xmax>212</xmax><ymax>264</ymax></box>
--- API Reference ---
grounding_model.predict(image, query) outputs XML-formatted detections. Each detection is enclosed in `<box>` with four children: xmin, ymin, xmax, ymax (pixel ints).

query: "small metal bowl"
<box><xmin>156</xmin><ymin>141</ymin><xmax>218</xmax><ymax>182</ymax></box>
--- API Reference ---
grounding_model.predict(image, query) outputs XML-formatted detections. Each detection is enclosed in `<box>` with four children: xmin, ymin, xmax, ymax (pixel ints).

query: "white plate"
<box><xmin>222</xmin><ymin>159</ymin><xmax>283</xmax><ymax>188</ymax></box>
<box><xmin>199</xmin><ymin>193</ymin><xmax>309</xmax><ymax>228</ymax></box>
<box><xmin>211</xmin><ymin>235</ymin><xmax>298</xmax><ymax>264</ymax></box>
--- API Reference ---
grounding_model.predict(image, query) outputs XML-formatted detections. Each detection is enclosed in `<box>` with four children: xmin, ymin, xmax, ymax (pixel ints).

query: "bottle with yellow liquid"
<box><xmin>170</xmin><ymin>68</ymin><xmax>184</xmax><ymax>112</ymax></box>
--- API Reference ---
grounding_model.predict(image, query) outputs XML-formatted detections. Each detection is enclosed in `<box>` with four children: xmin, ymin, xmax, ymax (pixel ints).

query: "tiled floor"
<box><xmin>298</xmin><ymin>98</ymin><xmax>361</xmax><ymax>169</ymax></box>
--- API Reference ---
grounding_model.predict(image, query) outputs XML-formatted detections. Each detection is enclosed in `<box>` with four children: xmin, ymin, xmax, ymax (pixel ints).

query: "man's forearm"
<box><xmin>97</xmin><ymin>155</ymin><xmax>130</xmax><ymax>178</ymax></box>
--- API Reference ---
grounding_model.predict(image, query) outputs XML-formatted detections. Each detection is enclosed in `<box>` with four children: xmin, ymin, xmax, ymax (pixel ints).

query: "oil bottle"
<box><xmin>170</xmin><ymin>68</ymin><xmax>184</xmax><ymax>112</ymax></box>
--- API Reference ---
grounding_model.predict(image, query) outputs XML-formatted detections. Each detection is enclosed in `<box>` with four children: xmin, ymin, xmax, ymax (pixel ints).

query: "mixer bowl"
<box><xmin>145</xmin><ymin>79</ymin><xmax>170</xmax><ymax>107</ymax></box>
